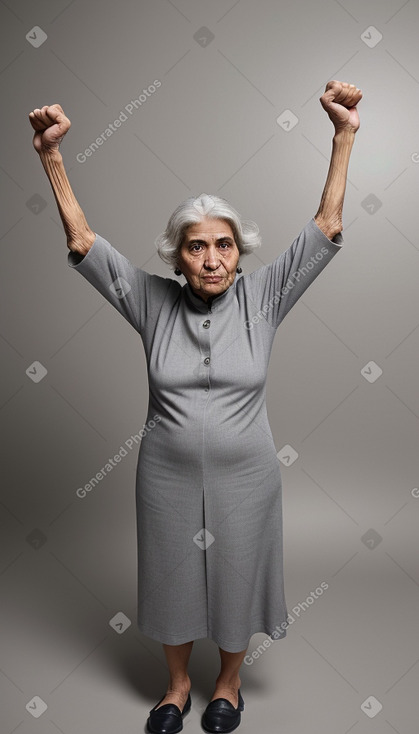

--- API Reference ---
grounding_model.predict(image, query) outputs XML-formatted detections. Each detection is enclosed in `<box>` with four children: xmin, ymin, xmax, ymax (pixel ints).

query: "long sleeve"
<box><xmin>67</xmin><ymin>233</ymin><xmax>175</xmax><ymax>335</ymax></box>
<box><xmin>244</xmin><ymin>217</ymin><xmax>343</xmax><ymax>330</ymax></box>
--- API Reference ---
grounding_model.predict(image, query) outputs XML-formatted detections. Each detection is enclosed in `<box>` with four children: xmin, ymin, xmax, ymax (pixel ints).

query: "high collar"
<box><xmin>183</xmin><ymin>277</ymin><xmax>238</xmax><ymax>313</ymax></box>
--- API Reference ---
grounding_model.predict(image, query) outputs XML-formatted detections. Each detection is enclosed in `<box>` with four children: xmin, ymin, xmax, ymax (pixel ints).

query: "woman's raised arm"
<box><xmin>28</xmin><ymin>104</ymin><xmax>95</xmax><ymax>255</ymax></box>
<box><xmin>314</xmin><ymin>80</ymin><xmax>362</xmax><ymax>240</ymax></box>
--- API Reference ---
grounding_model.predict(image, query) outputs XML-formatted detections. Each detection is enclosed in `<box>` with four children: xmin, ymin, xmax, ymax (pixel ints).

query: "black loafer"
<box><xmin>146</xmin><ymin>692</ymin><xmax>191</xmax><ymax>734</ymax></box>
<box><xmin>201</xmin><ymin>688</ymin><xmax>244</xmax><ymax>733</ymax></box>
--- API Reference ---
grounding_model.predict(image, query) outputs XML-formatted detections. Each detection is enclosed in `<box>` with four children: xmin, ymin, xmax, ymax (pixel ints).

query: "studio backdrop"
<box><xmin>1</xmin><ymin>0</ymin><xmax>418</xmax><ymax>732</ymax></box>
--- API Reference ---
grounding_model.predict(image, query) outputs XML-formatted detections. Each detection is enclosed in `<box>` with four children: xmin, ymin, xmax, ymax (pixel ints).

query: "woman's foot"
<box><xmin>202</xmin><ymin>684</ymin><xmax>244</xmax><ymax>733</ymax></box>
<box><xmin>154</xmin><ymin>678</ymin><xmax>191</xmax><ymax>711</ymax></box>
<box><xmin>147</xmin><ymin>683</ymin><xmax>191</xmax><ymax>734</ymax></box>
<box><xmin>210</xmin><ymin>676</ymin><xmax>241</xmax><ymax>708</ymax></box>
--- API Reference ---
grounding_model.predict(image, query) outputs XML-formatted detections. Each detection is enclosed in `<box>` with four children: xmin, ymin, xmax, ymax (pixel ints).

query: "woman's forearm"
<box><xmin>314</xmin><ymin>129</ymin><xmax>356</xmax><ymax>240</ymax></box>
<box><xmin>39</xmin><ymin>149</ymin><xmax>96</xmax><ymax>254</ymax></box>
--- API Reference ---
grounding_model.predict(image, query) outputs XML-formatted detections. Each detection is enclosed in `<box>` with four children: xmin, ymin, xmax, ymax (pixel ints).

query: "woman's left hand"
<box><xmin>319</xmin><ymin>80</ymin><xmax>362</xmax><ymax>134</ymax></box>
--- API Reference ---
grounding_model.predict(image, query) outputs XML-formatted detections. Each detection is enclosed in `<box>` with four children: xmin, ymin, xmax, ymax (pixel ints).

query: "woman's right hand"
<box><xmin>28</xmin><ymin>104</ymin><xmax>71</xmax><ymax>154</ymax></box>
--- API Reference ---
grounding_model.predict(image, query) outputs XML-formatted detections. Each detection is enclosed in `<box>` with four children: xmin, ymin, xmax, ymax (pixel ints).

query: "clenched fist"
<box><xmin>28</xmin><ymin>104</ymin><xmax>71</xmax><ymax>154</ymax></box>
<box><xmin>320</xmin><ymin>81</ymin><xmax>362</xmax><ymax>134</ymax></box>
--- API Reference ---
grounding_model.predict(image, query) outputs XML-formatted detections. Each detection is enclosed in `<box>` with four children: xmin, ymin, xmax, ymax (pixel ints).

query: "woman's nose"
<box><xmin>204</xmin><ymin>251</ymin><xmax>219</xmax><ymax>269</ymax></box>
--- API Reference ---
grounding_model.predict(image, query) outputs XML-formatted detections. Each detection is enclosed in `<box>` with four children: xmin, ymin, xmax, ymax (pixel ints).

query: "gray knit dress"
<box><xmin>68</xmin><ymin>216</ymin><xmax>343</xmax><ymax>652</ymax></box>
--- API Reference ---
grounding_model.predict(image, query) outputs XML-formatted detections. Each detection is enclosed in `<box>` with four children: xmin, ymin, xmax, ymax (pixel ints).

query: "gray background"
<box><xmin>1</xmin><ymin>0</ymin><xmax>418</xmax><ymax>732</ymax></box>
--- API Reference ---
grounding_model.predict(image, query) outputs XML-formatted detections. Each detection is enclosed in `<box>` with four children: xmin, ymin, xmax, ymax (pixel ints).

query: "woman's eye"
<box><xmin>189</xmin><ymin>242</ymin><xmax>230</xmax><ymax>252</ymax></box>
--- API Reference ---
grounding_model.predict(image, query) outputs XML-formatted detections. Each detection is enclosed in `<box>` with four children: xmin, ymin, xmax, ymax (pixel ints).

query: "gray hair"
<box><xmin>154</xmin><ymin>193</ymin><xmax>262</xmax><ymax>270</ymax></box>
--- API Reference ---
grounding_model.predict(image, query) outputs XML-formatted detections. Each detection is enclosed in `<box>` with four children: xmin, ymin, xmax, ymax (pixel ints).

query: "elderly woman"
<box><xmin>29</xmin><ymin>79</ymin><xmax>361</xmax><ymax>734</ymax></box>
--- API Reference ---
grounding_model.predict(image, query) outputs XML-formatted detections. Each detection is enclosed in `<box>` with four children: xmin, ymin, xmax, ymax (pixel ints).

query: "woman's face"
<box><xmin>176</xmin><ymin>217</ymin><xmax>240</xmax><ymax>302</ymax></box>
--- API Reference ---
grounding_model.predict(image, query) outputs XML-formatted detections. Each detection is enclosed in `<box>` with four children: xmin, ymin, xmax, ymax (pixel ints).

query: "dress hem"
<box><xmin>136</xmin><ymin>620</ymin><xmax>288</xmax><ymax>653</ymax></box>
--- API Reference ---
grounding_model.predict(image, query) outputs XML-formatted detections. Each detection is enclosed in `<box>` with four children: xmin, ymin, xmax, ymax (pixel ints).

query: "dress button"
<box><xmin>203</xmin><ymin>320</ymin><xmax>211</xmax><ymax>328</ymax></box>
<box><xmin>204</xmin><ymin>357</ymin><xmax>210</xmax><ymax>365</ymax></box>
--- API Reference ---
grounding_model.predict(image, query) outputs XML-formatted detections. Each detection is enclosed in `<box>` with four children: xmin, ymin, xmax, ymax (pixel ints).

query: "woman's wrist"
<box><xmin>39</xmin><ymin>146</ymin><xmax>63</xmax><ymax>164</ymax></box>
<box><xmin>332</xmin><ymin>128</ymin><xmax>357</xmax><ymax>146</ymax></box>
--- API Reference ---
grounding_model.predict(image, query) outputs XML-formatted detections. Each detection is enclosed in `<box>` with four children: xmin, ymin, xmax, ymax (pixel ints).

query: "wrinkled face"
<box><xmin>176</xmin><ymin>217</ymin><xmax>240</xmax><ymax>302</ymax></box>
